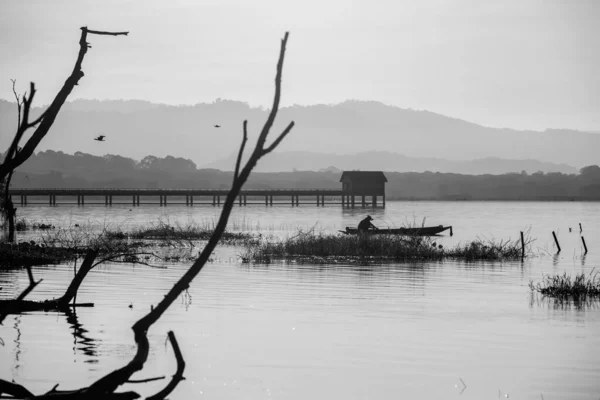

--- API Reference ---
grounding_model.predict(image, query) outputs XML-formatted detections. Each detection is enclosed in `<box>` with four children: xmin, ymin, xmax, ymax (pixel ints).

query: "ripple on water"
<box><xmin>2</xmin><ymin>201</ymin><xmax>600</xmax><ymax>399</ymax></box>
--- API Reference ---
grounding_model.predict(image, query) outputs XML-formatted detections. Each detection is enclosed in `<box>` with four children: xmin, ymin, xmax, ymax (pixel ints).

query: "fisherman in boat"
<box><xmin>357</xmin><ymin>215</ymin><xmax>378</xmax><ymax>232</ymax></box>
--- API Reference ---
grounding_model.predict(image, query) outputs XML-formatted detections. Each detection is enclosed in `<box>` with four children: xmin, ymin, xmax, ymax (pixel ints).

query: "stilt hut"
<box><xmin>339</xmin><ymin>171</ymin><xmax>387</xmax><ymax>207</ymax></box>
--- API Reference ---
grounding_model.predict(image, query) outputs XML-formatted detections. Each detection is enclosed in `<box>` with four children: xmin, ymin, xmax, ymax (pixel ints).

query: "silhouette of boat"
<box><xmin>340</xmin><ymin>225</ymin><xmax>453</xmax><ymax>236</ymax></box>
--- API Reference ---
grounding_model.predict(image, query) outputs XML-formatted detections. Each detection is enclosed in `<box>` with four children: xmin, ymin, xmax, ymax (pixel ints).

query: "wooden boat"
<box><xmin>340</xmin><ymin>225</ymin><xmax>453</xmax><ymax>236</ymax></box>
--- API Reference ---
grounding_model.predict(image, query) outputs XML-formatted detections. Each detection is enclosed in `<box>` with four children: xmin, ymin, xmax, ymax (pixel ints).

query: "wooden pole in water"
<box><xmin>579</xmin><ymin>222</ymin><xmax>583</xmax><ymax>233</ymax></box>
<box><xmin>520</xmin><ymin>231</ymin><xmax>525</xmax><ymax>259</ymax></box>
<box><xmin>581</xmin><ymin>236</ymin><xmax>588</xmax><ymax>254</ymax></box>
<box><xmin>552</xmin><ymin>231</ymin><xmax>561</xmax><ymax>253</ymax></box>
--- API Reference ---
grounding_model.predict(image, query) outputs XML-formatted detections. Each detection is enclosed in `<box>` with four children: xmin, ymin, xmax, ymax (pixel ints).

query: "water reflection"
<box><xmin>11</xmin><ymin>315</ymin><xmax>22</xmax><ymax>381</ymax></box>
<box><xmin>180</xmin><ymin>289</ymin><xmax>192</xmax><ymax>311</ymax></box>
<box><xmin>65</xmin><ymin>308</ymin><xmax>98</xmax><ymax>363</ymax></box>
<box><xmin>529</xmin><ymin>292</ymin><xmax>600</xmax><ymax>311</ymax></box>
<box><xmin>3</xmin><ymin>200</ymin><xmax>600</xmax><ymax>400</ymax></box>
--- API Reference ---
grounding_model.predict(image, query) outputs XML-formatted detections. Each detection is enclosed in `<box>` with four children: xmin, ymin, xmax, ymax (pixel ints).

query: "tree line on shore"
<box><xmin>4</xmin><ymin>149</ymin><xmax>600</xmax><ymax>200</ymax></box>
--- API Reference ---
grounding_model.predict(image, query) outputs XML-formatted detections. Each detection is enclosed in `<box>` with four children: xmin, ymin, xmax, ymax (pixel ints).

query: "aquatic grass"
<box><xmin>529</xmin><ymin>269</ymin><xmax>600</xmax><ymax>301</ymax></box>
<box><xmin>105</xmin><ymin>219</ymin><xmax>257</xmax><ymax>245</ymax></box>
<box><xmin>14</xmin><ymin>217</ymin><xmax>55</xmax><ymax>231</ymax></box>
<box><xmin>241</xmin><ymin>230</ymin><xmax>531</xmax><ymax>264</ymax></box>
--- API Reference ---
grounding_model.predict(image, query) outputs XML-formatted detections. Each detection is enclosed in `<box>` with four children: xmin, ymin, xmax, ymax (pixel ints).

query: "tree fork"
<box><xmin>88</xmin><ymin>31</ymin><xmax>293</xmax><ymax>397</ymax></box>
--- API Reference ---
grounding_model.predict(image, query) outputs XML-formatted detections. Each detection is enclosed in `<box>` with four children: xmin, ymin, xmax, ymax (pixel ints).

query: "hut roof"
<box><xmin>339</xmin><ymin>171</ymin><xmax>388</xmax><ymax>182</ymax></box>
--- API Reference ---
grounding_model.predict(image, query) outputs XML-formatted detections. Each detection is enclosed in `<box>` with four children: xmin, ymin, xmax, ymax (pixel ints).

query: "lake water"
<box><xmin>1</xmin><ymin>201</ymin><xmax>599</xmax><ymax>399</ymax></box>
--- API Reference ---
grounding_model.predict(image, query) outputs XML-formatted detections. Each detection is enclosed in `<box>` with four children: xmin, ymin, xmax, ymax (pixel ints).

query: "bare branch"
<box><xmin>146</xmin><ymin>331</ymin><xmax>186</xmax><ymax>400</ymax></box>
<box><xmin>126</xmin><ymin>376</ymin><xmax>165</xmax><ymax>384</ymax></box>
<box><xmin>254</xmin><ymin>32</ymin><xmax>289</xmax><ymax>151</ymax></box>
<box><xmin>0</xmin><ymin>379</ymin><xmax>35</xmax><ymax>398</ymax></box>
<box><xmin>86</xmin><ymin>28</ymin><xmax>129</xmax><ymax>36</ymax></box>
<box><xmin>233</xmin><ymin>120</ymin><xmax>248</xmax><ymax>181</ymax></box>
<box><xmin>0</xmin><ymin>27</ymin><xmax>127</xmax><ymax>180</ymax></box>
<box><xmin>92</xmin><ymin>252</ymin><xmax>161</xmax><ymax>268</ymax></box>
<box><xmin>262</xmin><ymin>121</ymin><xmax>295</xmax><ymax>156</ymax></box>
<box><xmin>27</xmin><ymin>110</ymin><xmax>48</xmax><ymax>128</ymax></box>
<box><xmin>10</xmin><ymin>79</ymin><xmax>22</xmax><ymax>130</ymax></box>
<box><xmin>56</xmin><ymin>249</ymin><xmax>98</xmax><ymax>306</ymax></box>
<box><xmin>88</xmin><ymin>31</ymin><xmax>294</xmax><ymax>397</ymax></box>
<box><xmin>16</xmin><ymin>266</ymin><xmax>43</xmax><ymax>302</ymax></box>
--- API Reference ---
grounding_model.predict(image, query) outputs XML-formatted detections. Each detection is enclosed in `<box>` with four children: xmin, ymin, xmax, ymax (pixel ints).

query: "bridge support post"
<box><xmin>244</xmin><ymin>195</ymin><xmax>247</xmax><ymax>206</ymax></box>
<box><xmin>164</xmin><ymin>195</ymin><xmax>167</xmax><ymax>206</ymax></box>
<box><xmin>291</xmin><ymin>195</ymin><xmax>294</xmax><ymax>206</ymax></box>
<box><xmin>270</xmin><ymin>195</ymin><xmax>273</xmax><ymax>206</ymax></box>
<box><xmin>105</xmin><ymin>195</ymin><xmax>108</xmax><ymax>206</ymax></box>
<box><xmin>24</xmin><ymin>195</ymin><xmax>27</xmax><ymax>206</ymax></box>
<box><xmin>189</xmin><ymin>195</ymin><xmax>192</xmax><ymax>206</ymax></box>
<box><xmin>81</xmin><ymin>195</ymin><xmax>84</xmax><ymax>206</ymax></box>
<box><xmin>160</xmin><ymin>195</ymin><xmax>163</xmax><ymax>206</ymax></box>
<box><xmin>383</xmin><ymin>195</ymin><xmax>385</xmax><ymax>208</ymax></box>
<box><xmin>239</xmin><ymin>195</ymin><xmax>242</xmax><ymax>206</ymax></box>
<box><xmin>361</xmin><ymin>195</ymin><xmax>366</xmax><ymax>207</ymax></box>
<box><xmin>53</xmin><ymin>195</ymin><xmax>56</xmax><ymax>206</ymax></box>
<box><xmin>109</xmin><ymin>195</ymin><xmax>112</xmax><ymax>206</ymax></box>
<box><xmin>265</xmin><ymin>195</ymin><xmax>268</xmax><ymax>206</ymax></box>
<box><xmin>212</xmin><ymin>195</ymin><xmax>216</xmax><ymax>206</ymax></box>
<box><xmin>217</xmin><ymin>195</ymin><xmax>220</xmax><ymax>206</ymax></box>
<box><xmin>351</xmin><ymin>195</ymin><xmax>355</xmax><ymax>208</ymax></box>
<box><xmin>49</xmin><ymin>195</ymin><xmax>53</xmax><ymax>206</ymax></box>
<box><xmin>133</xmin><ymin>195</ymin><xmax>136</xmax><ymax>206</ymax></box>
<box><xmin>296</xmin><ymin>195</ymin><xmax>300</xmax><ymax>206</ymax></box>
<box><xmin>372</xmin><ymin>195</ymin><xmax>377</xmax><ymax>207</ymax></box>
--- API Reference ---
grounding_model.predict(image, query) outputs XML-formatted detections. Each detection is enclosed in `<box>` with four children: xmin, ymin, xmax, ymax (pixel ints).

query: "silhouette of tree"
<box><xmin>0</xmin><ymin>31</ymin><xmax>294</xmax><ymax>399</ymax></box>
<box><xmin>0</xmin><ymin>27</ymin><xmax>128</xmax><ymax>242</ymax></box>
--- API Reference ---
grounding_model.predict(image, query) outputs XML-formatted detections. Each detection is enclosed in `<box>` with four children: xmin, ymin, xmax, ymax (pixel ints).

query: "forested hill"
<box><xmin>1</xmin><ymin>99</ymin><xmax>598</xmax><ymax>168</ymax></box>
<box><xmin>6</xmin><ymin>151</ymin><xmax>600</xmax><ymax>200</ymax></box>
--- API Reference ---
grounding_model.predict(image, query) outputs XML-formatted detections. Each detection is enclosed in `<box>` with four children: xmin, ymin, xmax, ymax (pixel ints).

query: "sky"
<box><xmin>0</xmin><ymin>0</ymin><xmax>598</xmax><ymax>131</ymax></box>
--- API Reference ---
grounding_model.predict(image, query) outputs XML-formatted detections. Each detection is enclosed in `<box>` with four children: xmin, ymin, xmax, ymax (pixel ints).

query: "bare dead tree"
<box><xmin>0</xmin><ymin>248</ymin><xmax>164</xmax><ymax>324</ymax></box>
<box><xmin>0</xmin><ymin>80</ymin><xmax>24</xmax><ymax>242</ymax></box>
<box><xmin>0</xmin><ymin>27</ymin><xmax>128</xmax><ymax>242</ymax></box>
<box><xmin>0</xmin><ymin>250</ymin><xmax>98</xmax><ymax>324</ymax></box>
<box><xmin>0</xmin><ymin>31</ymin><xmax>294</xmax><ymax>400</ymax></box>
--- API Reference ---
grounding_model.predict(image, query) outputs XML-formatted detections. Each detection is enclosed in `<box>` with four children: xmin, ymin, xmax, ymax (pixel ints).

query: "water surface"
<box><xmin>1</xmin><ymin>201</ymin><xmax>599</xmax><ymax>399</ymax></box>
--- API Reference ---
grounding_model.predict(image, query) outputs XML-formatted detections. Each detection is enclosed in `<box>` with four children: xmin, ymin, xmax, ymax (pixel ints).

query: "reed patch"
<box><xmin>241</xmin><ymin>230</ymin><xmax>532</xmax><ymax>264</ymax></box>
<box><xmin>529</xmin><ymin>270</ymin><xmax>600</xmax><ymax>300</ymax></box>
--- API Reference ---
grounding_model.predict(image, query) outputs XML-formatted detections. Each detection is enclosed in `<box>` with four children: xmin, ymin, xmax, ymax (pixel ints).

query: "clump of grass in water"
<box><xmin>14</xmin><ymin>217</ymin><xmax>56</xmax><ymax>231</ymax></box>
<box><xmin>105</xmin><ymin>219</ymin><xmax>255</xmax><ymax>244</ymax></box>
<box><xmin>529</xmin><ymin>269</ymin><xmax>600</xmax><ymax>301</ymax></box>
<box><xmin>38</xmin><ymin>224</ymin><xmax>140</xmax><ymax>253</ymax></box>
<box><xmin>241</xmin><ymin>230</ymin><xmax>530</xmax><ymax>264</ymax></box>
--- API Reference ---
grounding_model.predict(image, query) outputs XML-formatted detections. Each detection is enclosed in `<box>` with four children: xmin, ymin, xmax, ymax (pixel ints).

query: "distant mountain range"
<box><xmin>203</xmin><ymin>150</ymin><xmax>578</xmax><ymax>174</ymax></box>
<box><xmin>1</xmin><ymin>98</ymin><xmax>598</xmax><ymax>170</ymax></box>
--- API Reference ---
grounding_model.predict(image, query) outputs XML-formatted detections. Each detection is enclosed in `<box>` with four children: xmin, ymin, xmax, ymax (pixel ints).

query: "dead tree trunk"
<box><xmin>88</xmin><ymin>31</ymin><xmax>294</xmax><ymax>399</ymax></box>
<box><xmin>0</xmin><ymin>250</ymin><xmax>98</xmax><ymax>323</ymax></box>
<box><xmin>0</xmin><ymin>31</ymin><xmax>294</xmax><ymax>400</ymax></box>
<box><xmin>0</xmin><ymin>27</ymin><xmax>128</xmax><ymax>243</ymax></box>
<box><xmin>3</xmin><ymin>171</ymin><xmax>17</xmax><ymax>242</ymax></box>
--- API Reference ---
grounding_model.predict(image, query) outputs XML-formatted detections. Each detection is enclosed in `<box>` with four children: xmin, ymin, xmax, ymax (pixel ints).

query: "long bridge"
<box><xmin>8</xmin><ymin>188</ymin><xmax>386</xmax><ymax>207</ymax></box>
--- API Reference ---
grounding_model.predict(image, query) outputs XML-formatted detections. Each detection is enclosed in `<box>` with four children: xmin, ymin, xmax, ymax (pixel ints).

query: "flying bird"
<box><xmin>214</xmin><ymin>124</ymin><xmax>221</xmax><ymax>128</ymax></box>
<box><xmin>94</xmin><ymin>135</ymin><xmax>106</xmax><ymax>142</ymax></box>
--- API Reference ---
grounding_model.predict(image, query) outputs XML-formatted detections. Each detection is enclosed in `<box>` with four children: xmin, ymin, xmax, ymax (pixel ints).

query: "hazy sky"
<box><xmin>1</xmin><ymin>0</ymin><xmax>598</xmax><ymax>131</ymax></box>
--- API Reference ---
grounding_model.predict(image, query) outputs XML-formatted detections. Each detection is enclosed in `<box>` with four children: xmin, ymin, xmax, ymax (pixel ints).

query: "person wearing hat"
<box><xmin>357</xmin><ymin>215</ymin><xmax>378</xmax><ymax>232</ymax></box>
